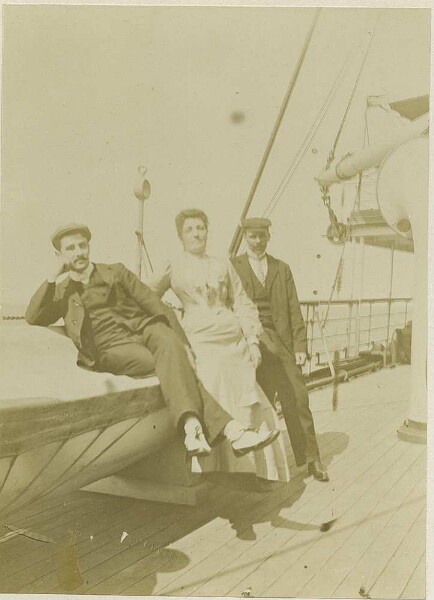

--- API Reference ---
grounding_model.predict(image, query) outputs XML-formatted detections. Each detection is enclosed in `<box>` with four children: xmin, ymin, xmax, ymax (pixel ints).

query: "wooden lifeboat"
<box><xmin>0</xmin><ymin>320</ymin><xmax>206</xmax><ymax>517</ymax></box>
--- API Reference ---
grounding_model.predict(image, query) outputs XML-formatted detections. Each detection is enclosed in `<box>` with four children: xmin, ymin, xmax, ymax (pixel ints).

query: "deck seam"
<box><xmin>147</xmin><ymin>402</ymin><xmax>407</xmax><ymax>596</ymax></box>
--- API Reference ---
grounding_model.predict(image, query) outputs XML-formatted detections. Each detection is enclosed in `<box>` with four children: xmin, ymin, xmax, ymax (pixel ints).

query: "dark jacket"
<box><xmin>25</xmin><ymin>262</ymin><xmax>189</xmax><ymax>369</ymax></box>
<box><xmin>231</xmin><ymin>253</ymin><xmax>307</xmax><ymax>354</ymax></box>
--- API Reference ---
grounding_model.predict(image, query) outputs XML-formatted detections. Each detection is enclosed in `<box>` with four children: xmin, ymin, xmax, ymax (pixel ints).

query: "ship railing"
<box><xmin>300</xmin><ymin>297</ymin><xmax>412</xmax><ymax>375</ymax></box>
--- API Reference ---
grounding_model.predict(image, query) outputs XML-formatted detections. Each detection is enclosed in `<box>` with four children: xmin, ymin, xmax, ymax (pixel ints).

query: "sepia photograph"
<box><xmin>0</xmin><ymin>2</ymin><xmax>431</xmax><ymax>599</ymax></box>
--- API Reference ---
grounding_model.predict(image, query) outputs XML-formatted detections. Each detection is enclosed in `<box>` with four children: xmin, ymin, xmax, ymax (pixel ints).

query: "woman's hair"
<box><xmin>175</xmin><ymin>208</ymin><xmax>209</xmax><ymax>238</ymax></box>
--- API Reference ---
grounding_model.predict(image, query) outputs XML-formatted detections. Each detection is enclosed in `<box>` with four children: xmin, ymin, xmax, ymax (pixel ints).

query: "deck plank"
<box><xmin>40</xmin><ymin>484</ymin><xmax>231</xmax><ymax>593</ymax></box>
<box><xmin>281</xmin><ymin>448</ymin><xmax>425</xmax><ymax>598</ymax></box>
<box><xmin>400</xmin><ymin>553</ymin><xmax>426</xmax><ymax>599</ymax></box>
<box><xmin>222</xmin><ymin>375</ymin><xmax>413</xmax><ymax>599</ymax></box>
<box><xmin>229</xmin><ymin>439</ymin><xmax>418</xmax><ymax>599</ymax></box>
<box><xmin>0</xmin><ymin>495</ymin><xmax>143</xmax><ymax>590</ymax></box>
<box><xmin>294</xmin><ymin>450</ymin><xmax>426</xmax><ymax>598</ymax></box>
<box><xmin>368</xmin><ymin>507</ymin><xmax>426</xmax><ymax>599</ymax></box>
<box><xmin>20</xmin><ymin>384</ymin><xmax>364</xmax><ymax>591</ymax></box>
<box><xmin>69</xmin><ymin>486</ymin><xmax>242</xmax><ymax>595</ymax></box>
<box><xmin>0</xmin><ymin>493</ymin><xmax>102</xmax><ymax>565</ymax></box>
<box><xmin>191</xmin><ymin>414</ymin><xmax>411</xmax><ymax>597</ymax></box>
<box><xmin>154</xmin><ymin>400</ymin><xmax>406</xmax><ymax>596</ymax></box>
<box><xmin>205</xmin><ymin>410</ymin><xmax>408</xmax><ymax>597</ymax></box>
<box><xmin>333</xmin><ymin>475</ymin><xmax>426</xmax><ymax>598</ymax></box>
<box><xmin>53</xmin><ymin>377</ymin><xmax>370</xmax><ymax>595</ymax></box>
<box><xmin>5</xmin><ymin>490</ymin><xmax>93</xmax><ymax>526</ymax></box>
<box><xmin>0</xmin><ymin>366</ymin><xmax>426</xmax><ymax>599</ymax></box>
<box><xmin>117</xmin><ymin>492</ymin><xmax>275</xmax><ymax>596</ymax></box>
<box><xmin>9</xmin><ymin>495</ymin><xmax>176</xmax><ymax>593</ymax></box>
<box><xmin>122</xmin><ymin>397</ymin><xmax>385</xmax><ymax>595</ymax></box>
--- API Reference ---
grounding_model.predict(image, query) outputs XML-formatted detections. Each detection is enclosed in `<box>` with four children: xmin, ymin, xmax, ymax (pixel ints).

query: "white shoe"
<box><xmin>184</xmin><ymin>427</ymin><xmax>212</xmax><ymax>457</ymax></box>
<box><xmin>231</xmin><ymin>428</ymin><xmax>280</xmax><ymax>457</ymax></box>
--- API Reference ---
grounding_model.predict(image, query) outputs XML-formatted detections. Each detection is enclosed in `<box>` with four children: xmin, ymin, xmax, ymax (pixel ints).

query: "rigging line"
<box><xmin>322</xmin><ymin>243</ymin><xmax>347</xmax><ymax>328</ymax></box>
<box><xmin>328</xmin><ymin>15</ymin><xmax>380</xmax><ymax>165</ymax></box>
<box><xmin>135</xmin><ymin>230</ymin><xmax>154</xmax><ymax>272</ymax></box>
<box><xmin>321</xmin><ymin>173</ymin><xmax>361</xmax><ymax>328</ymax></box>
<box><xmin>316</xmin><ymin>18</ymin><xmax>380</xmax><ymax>246</ymax></box>
<box><xmin>229</xmin><ymin>7</ymin><xmax>321</xmax><ymax>259</ymax></box>
<box><xmin>322</xmin><ymin>68</ymin><xmax>372</xmax><ymax>328</ymax></box>
<box><xmin>265</xmin><ymin>17</ymin><xmax>379</xmax><ymax>220</ymax></box>
<box><xmin>262</xmin><ymin>49</ymin><xmax>354</xmax><ymax>218</ymax></box>
<box><xmin>364</xmin><ymin>100</ymin><xmax>371</xmax><ymax>148</ymax></box>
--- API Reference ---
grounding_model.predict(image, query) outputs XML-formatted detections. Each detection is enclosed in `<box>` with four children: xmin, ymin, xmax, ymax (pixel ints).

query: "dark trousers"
<box><xmin>98</xmin><ymin>320</ymin><xmax>231</xmax><ymax>444</ymax></box>
<box><xmin>257</xmin><ymin>328</ymin><xmax>320</xmax><ymax>466</ymax></box>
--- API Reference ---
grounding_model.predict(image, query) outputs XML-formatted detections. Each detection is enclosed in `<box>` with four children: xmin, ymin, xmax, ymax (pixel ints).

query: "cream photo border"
<box><xmin>0</xmin><ymin>2</ymin><xmax>432</xmax><ymax>600</ymax></box>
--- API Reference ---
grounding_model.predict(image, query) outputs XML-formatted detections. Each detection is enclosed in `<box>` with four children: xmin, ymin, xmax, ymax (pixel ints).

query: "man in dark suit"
<box><xmin>232</xmin><ymin>218</ymin><xmax>328</xmax><ymax>481</ymax></box>
<box><xmin>26</xmin><ymin>223</ymin><xmax>279</xmax><ymax>459</ymax></box>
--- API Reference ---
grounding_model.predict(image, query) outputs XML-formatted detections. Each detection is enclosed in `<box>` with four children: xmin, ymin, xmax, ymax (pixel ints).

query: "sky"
<box><xmin>1</xmin><ymin>5</ymin><xmax>431</xmax><ymax>310</ymax></box>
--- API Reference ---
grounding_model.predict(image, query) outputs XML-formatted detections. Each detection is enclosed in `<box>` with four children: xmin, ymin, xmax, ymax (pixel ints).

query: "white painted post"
<box><xmin>377</xmin><ymin>137</ymin><xmax>428</xmax><ymax>443</ymax></box>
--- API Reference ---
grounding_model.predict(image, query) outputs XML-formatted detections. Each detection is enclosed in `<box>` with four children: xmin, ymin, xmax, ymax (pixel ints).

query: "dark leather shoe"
<box><xmin>307</xmin><ymin>461</ymin><xmax>329</xmax><ymax>482</ymax></box>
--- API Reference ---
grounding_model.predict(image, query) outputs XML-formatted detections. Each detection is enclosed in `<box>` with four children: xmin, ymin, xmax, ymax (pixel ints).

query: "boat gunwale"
<box><xmin>0</xmin><ymin>384</ymin><xmax>165</xmax><ymax>458</ymax></box>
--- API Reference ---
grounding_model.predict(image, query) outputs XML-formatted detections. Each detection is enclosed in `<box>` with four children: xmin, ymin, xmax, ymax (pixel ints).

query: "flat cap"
<box><xmin>51</xmin><ymin>223</ymin><xmax>91</xmax><ymax>250</ymax></box>
<box><xmin>241</xmin><ymin>217</ymin><xmax>271</xmax><ymax>230</ymax></box>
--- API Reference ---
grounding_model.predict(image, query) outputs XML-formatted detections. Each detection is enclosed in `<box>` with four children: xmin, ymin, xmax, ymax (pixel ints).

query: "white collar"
<box><xmin>69</xmin><ymin>262</ymin><xmax>94</xmax><ymax>284</ymax></box>
<box><xmin>247</xmin><ymin>250</ymin><xmax>267</xmax><ymax>261</ymax></box>
<box><xmin>184</xmin><ymin>250</ymin><xmax>208</xmax><ymax>260</ymax></box>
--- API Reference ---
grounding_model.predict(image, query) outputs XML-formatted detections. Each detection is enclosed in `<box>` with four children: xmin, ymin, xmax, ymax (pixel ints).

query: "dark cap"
<box><xmin>241</xmin><ymin>217</ymin><xmax>271</xmax><ymax>230</ymax></box>
<box><xmin>51</xmin><ymin>223</ymin><xmax>91</xmax><ymax>250</ymax></box>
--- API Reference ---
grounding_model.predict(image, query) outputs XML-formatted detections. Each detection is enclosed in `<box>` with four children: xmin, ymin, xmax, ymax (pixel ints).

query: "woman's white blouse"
<box><xmin>148</xmin><ymin>253</ymin><xmax>263</xmax><ymax>343</ymax></box>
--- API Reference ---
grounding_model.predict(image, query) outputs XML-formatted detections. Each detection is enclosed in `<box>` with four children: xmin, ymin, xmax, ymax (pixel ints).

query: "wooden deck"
<box><xmin>0</xmin><ymin>365</ymin><xmax>426</xmax><ymax>598</ymax></box>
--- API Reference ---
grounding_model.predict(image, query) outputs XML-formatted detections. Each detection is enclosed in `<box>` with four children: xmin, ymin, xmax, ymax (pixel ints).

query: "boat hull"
<box><xmin>0</xmin><ymin>321</ymin><xmax>177</xmax><ymax>516</ymax></box>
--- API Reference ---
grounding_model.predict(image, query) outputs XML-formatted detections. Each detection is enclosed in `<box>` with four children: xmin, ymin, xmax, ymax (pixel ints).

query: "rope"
<box><xmin>229</xmin><ymin>8</ymin><xmax>321</xmax><ymax>258</ymax></box>
<box><xmin>321</xmin><ymin>166</ymin><xmax>363</xmax><ymax>328</ymax></box>
<box><xmin>262</xmin><ymin>50</ymin><xmax>354</xmax><ymax>218</ymax></box>
<box><xmin>318</xmin><ymin>17</ymin><xmax>380</xmax><ymax>245</ymax></box>
<box><xmin>326</xmin><ymin>17</ymin><xmax>380</xmax><ymax>169</ymax></box>
<box><xmin>135</xmin><ymin>230</ymin><xmax>154</xmax><ymax>273</ymax></box>
<box><xmin>321</xmin><ymin>241</ymin><xmax>348</xmax><ymax>327</ymax></box>
<box><xmin>264</xmin><ymin>16</ymin><xmax>380</xmax><ymax>220</ymax></box>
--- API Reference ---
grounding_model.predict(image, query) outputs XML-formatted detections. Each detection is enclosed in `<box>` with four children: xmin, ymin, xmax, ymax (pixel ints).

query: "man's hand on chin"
<box><xmin>295</xmin><ymin>352</ymin><xmax>307</xmax><ymax>366</ymax></box>
<box><xmin>47</xmin><ymin>255</ymin><xmax>70</xmax><ymax>283</ymax></box>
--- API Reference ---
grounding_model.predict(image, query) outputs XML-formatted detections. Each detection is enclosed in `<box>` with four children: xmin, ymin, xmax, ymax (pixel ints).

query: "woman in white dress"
<box><xmin>149</xmin><ymin>209</ymin><xmax>289</xmax><ymax>484</ymax></box>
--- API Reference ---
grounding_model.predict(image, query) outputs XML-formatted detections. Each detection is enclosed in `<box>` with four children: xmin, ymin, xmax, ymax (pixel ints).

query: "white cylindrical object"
<box><xmin>316</xmin><ymin>113</ymin><xmax>429</xmax><ymax>188</ymax></box>
<box><xmin>377</xmin><ymin>136</ymin><xmax>428</xmax><ymax>431</ymax></box>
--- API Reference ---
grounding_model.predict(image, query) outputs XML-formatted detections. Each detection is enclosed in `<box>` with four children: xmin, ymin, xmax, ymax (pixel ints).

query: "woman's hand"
<box><xmin>248</xmin><ymin>342</ymin><xmax>262</xmax><ymax>369</ymax></box>
<box><xmin>295</xmin><ymin>352</ymin><xmax>307</xmax><ymax>366</ymax></box>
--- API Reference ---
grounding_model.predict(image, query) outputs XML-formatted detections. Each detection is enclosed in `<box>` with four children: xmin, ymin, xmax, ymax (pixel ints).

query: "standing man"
<box><xmin>232</xmin><ymin>217</ymin><xmax>329</xmax><ymax>481</ymax></box>
<box><xmin>26</xmin><ymin>223</ymin><xmax>279</xmax><ymax>460</ymax></box>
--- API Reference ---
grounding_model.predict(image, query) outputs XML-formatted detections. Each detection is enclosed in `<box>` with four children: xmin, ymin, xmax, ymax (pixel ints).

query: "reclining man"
<box><xmin>26</xmin><ymin>224</ymin><xmax>279</xmax><ymax>458</ymax></box>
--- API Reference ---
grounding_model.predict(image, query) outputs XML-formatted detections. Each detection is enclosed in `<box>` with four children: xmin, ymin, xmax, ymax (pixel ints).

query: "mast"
<box><xmin>229</xmin><ymin>8</ymin><xmax>321</xmax><ymax>258</ymax></box>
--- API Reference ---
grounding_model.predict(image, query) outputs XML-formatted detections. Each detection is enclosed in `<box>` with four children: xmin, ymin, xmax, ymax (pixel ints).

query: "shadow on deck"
<box><xmin>0</xmin><ymin>366</ymin><xmax>426</xmax><ymax>599</ymax></box>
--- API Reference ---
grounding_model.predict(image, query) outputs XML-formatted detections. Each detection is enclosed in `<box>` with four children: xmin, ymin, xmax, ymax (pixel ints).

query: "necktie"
<box><xmin>256</xmin><ymin>258</ymin><xmax>266</xmax><ymax>286</ymax></box>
